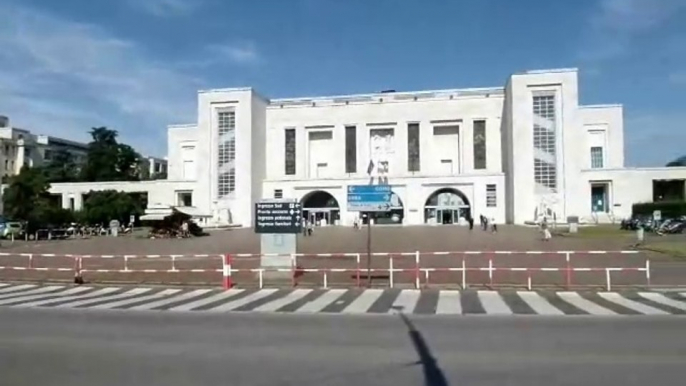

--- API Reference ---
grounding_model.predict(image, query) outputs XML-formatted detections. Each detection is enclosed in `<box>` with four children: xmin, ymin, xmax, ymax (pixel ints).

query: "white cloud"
<box><xmin>128</xmin><ymin>0</ymin><xmax>200</xmax><ymax>17</ymax></box>
<box><xmin>209</xmin><ymin>42</ymin><xmax>260</xmax><ymax>64</ymax></box>
<box><xmin>0</xmin><ymin>3</ymin><xmax>205</xmax><ymax>156</ymax></box>
<box><xmin>579</xmin><ymin>0</ymin><xmax>686</xmax><ymax>61</ymax></box>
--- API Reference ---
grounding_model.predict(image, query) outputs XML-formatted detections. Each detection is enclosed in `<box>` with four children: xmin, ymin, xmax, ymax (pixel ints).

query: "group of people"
<box><xmin>468</xmin><ymin>214</ymin><xmax>497</xmax><ymax>233</ymax></box>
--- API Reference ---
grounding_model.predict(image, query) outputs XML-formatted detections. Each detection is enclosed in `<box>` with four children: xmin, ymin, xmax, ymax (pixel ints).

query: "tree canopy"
<box><xmin>81</xmin><ymin>190</ymin><xmax>144</xmax><ymax>225</ymax></box>
<box><xmin>43</xmin><ymin>149</ymin><xmax>79</xmax><ymax>183</ymax></box>
<box><xmin>80</xmin><ymin>127</ymin><xmax>142</xmax><ymax>182</ymax></box>
<box><xmin>666</xmin><ymin>155</ymin><xmax>686</xmax><ymax>167</ymax></box>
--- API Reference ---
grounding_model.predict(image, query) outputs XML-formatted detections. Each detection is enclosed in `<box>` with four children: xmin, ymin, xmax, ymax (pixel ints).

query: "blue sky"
<box><xmin>0</xmin><ymin>0</ymin><xmax>684</xmax><ymax>166</ymax></box>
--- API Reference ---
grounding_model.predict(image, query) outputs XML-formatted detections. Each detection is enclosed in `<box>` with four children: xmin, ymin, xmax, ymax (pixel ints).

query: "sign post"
<box><xmin>254</xmin><ymin>199</ymin><xmax>302</xmax><ymax>275</ymax></box>
<box><xmin>347</xmin><ymin>185</ymin><xmax>392</xmax><ymax>287</ymax></box>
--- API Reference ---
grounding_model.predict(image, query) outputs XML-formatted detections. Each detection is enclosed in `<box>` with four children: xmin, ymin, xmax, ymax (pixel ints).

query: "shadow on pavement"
<box><xmin>395</xmin><ymin>307</ymin><xmax>450</xmax><ymax>386</ymax></box>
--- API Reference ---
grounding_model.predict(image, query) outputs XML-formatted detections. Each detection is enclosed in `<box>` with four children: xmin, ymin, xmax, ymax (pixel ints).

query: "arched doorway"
<box><xmin>301</xmin><ymin>191</ymin><xmax>340</xmax><ymax>226</ymax></box>
<box><xmin>363</xmin><ymin>192</ymin><xmax>404</xmax><ymax>225</ymax></box>
<box><xmin>424</xmin><ymin>188</ymin><xmax>470</xmax><ymax>224</ymax></box>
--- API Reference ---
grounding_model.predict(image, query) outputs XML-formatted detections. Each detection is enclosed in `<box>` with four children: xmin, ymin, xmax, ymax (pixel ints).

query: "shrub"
<box><xmin>632</xmin><ymin>201</ymin><xmax>686</xmax><ymax>218</ymax></box>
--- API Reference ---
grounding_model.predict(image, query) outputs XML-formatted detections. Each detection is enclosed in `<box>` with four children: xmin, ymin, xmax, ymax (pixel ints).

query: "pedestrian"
<box><xmin>307</xmin><ymin>221</ymin><xmax>314</xmax><ymax>236</ymax></box>
<box><xmin>468</xmin><ymin>216</ymin><xmax>474</xmax><ymax>230</ymax></box>
<box><xmin>541</xmin><ymin>218</ymin><xmax>551</xmax><ymax>241</ymax></box>
<box><xmin>479</xmin><ymin>215</ymin><xmax>484</xmax><ymax>230</ymax></box>
<box><xmin>483</xmin><ymin>216</ymin><xmax>489</xmax><ymax>231</ymax></box>
<box><xmin>302</xmin><ymin>218</ymin><xmax>308</xmax><ymax>236</ymax></box>
<box><xmin>490</xmin><ymin>217</ymin><xmax>497</xmax><ymax>233</ymax></box>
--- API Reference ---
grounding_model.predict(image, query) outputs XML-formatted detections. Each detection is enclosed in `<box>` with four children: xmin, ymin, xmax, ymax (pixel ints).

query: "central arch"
<box><xmin>424</xmin><ymin>188</ymin><xmax>471</xmax><ymax>225</ymax></box>
<box><xmin>301</xmin><ymin>190</ymin><xmax>340</xmax><ymax>226</ymax></box>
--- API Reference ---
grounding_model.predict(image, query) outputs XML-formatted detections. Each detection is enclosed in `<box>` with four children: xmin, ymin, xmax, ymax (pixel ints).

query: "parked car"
<box><xmin>0</xmin><ymin>222</ymin><xmax>24</xmax><ymax>239</ymax></box>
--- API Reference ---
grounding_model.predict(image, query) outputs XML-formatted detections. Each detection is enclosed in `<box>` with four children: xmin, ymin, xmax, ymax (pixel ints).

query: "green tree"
<box><xmin>666</xmin><ymin>155</ymin><xmax>686</xmax><ymax>167</ymax></box>
<box><xmin>43</xmin><ymin>149</ymin><xmax>79</xmax><ymax>183</ymax></box>
<box><xmin>2</xmin><ymin>166</ymin><xmax>51</xmax><ymax>222</ymax></box>
<box><xmin>81</xmin><ymin>190</ymin><xmax>143</xmax><ymax>225</ymax></box>
<box><xmin>80</xmin><ymin>127</ymin><xmax>142</xmax><ymax>182</ymax></box>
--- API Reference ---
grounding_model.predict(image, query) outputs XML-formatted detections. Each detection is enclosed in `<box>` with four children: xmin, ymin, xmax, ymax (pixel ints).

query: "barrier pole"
<box><xmin>565</xmin><ymin>252</ymin><xmax>571</xmax><ymax>290</ymax></box>
<box><xmin>415</xmin><ymin>251</ymin><xmax>420</xmax><ymax>289</ymax></box>
<box><xmin>389</xmin><ymin>256</ymin><xmax>394</xmax><ymax>289</ymax></box>
<box><xmin>28</xmin><ymin>254</ymin><xmax>33</xmax><ymax>269</ymax></box>
<box><xmin>488</xmin><ymin>259</ymin><xmax>494</xmax><ymax>288</ymax></box>
<box><xmin>222</xmin><ymin>254</ymin><xmax>232</xmax><ymax>289</ymax></box>
<box><xmin>259</xmin><ymin>269</ymin><xmax>264</xmax><ymax>289</ymax></box>
<box><xmin>356</xmin><ymin>253</ymin><xmax>361</xmax><ymax>288</ymax></box>
<box><xmin>171</xmin><ymin>256</ymin><xmax>177</xmax><ymax>272</ymax></box>
<box><xmin>290</xmin><ymin>254</ymin><xmax>296</xmax><ymax>288</ymax></box>
<box><xmin>646</xmin><ymin>259</ymin><xmax>651</xmax><ymax>287</ymax></box>
<box><xmin>605</xmin><ymin>268</ymin><xmax>611</xmax><ymax>291</ymax></box>
<box><xmin>124</xmin><ymin>256</ymin><xmax>129</xmax><ymax>272</ymax></box>
<box><xmin>527</xmin><ymin>272</ymin><xmax>532</xmax><ymax>291</ymax></box>
<box><xmin>424</xmin><ymin>269</ymin><xmax>429</xmax><ymax>288</ymax></box>
<box><xmin>323</xmin><ymin>271</ymin><xmax>328</xmax><ymax>289</ymax></box>
<box><xmin>461</xmin><ymin>258</ymin><xmax>466</xmax><ymax>289</ymax></box>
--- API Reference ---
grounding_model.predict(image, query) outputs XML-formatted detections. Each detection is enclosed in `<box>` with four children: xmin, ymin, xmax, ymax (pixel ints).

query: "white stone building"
<box><xmin>15</xmin><ymin>68</ymin><xmax>686</xmax><ymax>226</ymax></box>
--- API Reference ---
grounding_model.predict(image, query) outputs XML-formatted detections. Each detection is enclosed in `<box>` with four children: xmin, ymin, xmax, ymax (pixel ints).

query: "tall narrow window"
<box><xmin>345</xmin><ymin>125</ymin><xmax>357</xmax><ymax>174</ymax></box>
<box><xmin>285</xmin><ymin>128</ymin><xmax>296</xmax><ymax>175</ymax></box>
<box><xmin>473</xmin><ymin>120</ymin><xmax>486</xmax><ymax>170</ymax></box>
<box><xmin>407</xmin><ymin>123</ymin><xmax>420</xmax><ymax>172</ymax></box>
<box><xmin>217</xmin><ymin>110</ymin><xmax>236</xmax><ymax>197</ymax></box>
<box><xmin>486</xmin><ymin>184</ymin><xmax>497</xmax><ymax>207</ymax></box>
<box><xmin>590</xmin><ymin>147</ymin><xmax>604</xmax><ymax>169</ymax></box>
<box><xmin>533</xmin><ymin>94</ymin><xmax>557</xmax><ymax>192</ymax></box>
<box><xmin>273</xmin><ymin>189</ymin><xmax>283</xmax><ymax>199</ymax></box>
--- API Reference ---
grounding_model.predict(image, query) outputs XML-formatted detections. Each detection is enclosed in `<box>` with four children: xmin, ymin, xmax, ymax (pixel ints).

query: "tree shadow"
<box><xmin>394</xmin><ymin>307</ymin><xmax>450</xmax><ymax>386</ymax></box>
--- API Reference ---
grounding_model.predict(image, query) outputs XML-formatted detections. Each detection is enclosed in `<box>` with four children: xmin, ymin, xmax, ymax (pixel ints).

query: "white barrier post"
<box><xmin>356</xmin><ymin>253</ymin><xmax>361</xmax><ymax>288</ymax></box>
<box><xmin>424</xmin><ymin>269</ymin><xmax>429</xmax><ymax>288</ymax></box>
<box><xmin>124</xmin><ymin>256</ymin><xmax>129</xmax><ymax>272</ymax></box>
<box><xmin>323</xmin><ymin>271</ymin><xmax>328</xmax><ymax>289</ymax></box>
<box><xmin>488</xmin><ymin>259</ymin><xmax>494</xmax><ymax>288</ymax></box>
<box><xmin>415</xmin><ymin>251</ymin><xmax>420</xmax><ymax>289</ymax></box>
<box><xmin>389</xmin><ymin>257</ymin><xmax>394</xmax><ymax>289</ymax></box>
<box><xmin>171</xmin><ymin>256</ymin><xmax>177</xmax><ymax>272</ymax></box>
<box><xmin>259</xmin><ymin>269</ymin><xmax>264</xmax><ymax>289</ymax></box>
<box><xmin>28</xmin><ymin>254</ymin><xmax>33</xmax><ymax>269</ymax></box>
<box><xmin>645</xmin><ymin>259</ymin><xmax>651</xmax><ymax>287</ymax></box>
<box><xmin>461</xmin><ymin>259</ymin><xmax>466</xmax><ymax>289</ymax></box>
<box><xmin>565</xmin><ymin>252</ymin><xmax>571</xmax><ymax>289</ymax></box>
<box><xmin>605</xmin><ymin>268</ymin><xmax>611</xmax><ymax>291</ymax></box>
<box><xmin>527</xmin><ymin>273</ymin><xmax>532</xmax><ymax>291</ymax></box>
<box><xmin>222</xmin><ymin>254</ymin><xmax>232</xmax><ymax>289</ymax></box>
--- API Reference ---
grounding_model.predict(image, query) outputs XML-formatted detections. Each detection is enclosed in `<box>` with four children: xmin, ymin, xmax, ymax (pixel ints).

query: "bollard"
<box><xmin>605</xmin><ymin>268</ymin><xmax>611</xmax><ymax>291</ymax></box>
<box><xmin>461</xmin><ymin>258</ymin><xmax>466</xmax><ymax>289</ymax></box>
<box><xmin>389</xmin><ymin>257</ymin><xmax>394</xmax><ymax>289</ymax></box>
<box><xmin>637</xmin><ymin>227</ymin><xmax>644</xmax><ymax>243</ymax></box>
<box><xmin>414</xmin><ymin>251</ymin><xmax>420</xmax><ymax>289</ymax></box>
<box><xmin>222</xmin><ymin>254</ymin><xmax>232</xmax><ymax>289</ymax></box>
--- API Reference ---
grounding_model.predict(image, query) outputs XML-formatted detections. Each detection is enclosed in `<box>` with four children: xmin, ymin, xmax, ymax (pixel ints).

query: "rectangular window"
<box><xmin>285</xmin><ymin>128</ymin><xmax>296</xmax><ymax>175</ymax></box>
<box><xmin>473</xmin><ymin>120</ymin><xmax>486</xmax><ymax>170</ymax></box>
<box><xmin>590</xmin><ymin>146</ymin><xmax>604</xmax><ymax>169</ymax></box>
<box><xmin>533</xmin><ymin>94</ymin><xmax>557</xmax><ymax>192</ymax></box>
<box><xmin>217</xmin><ymin>110</ymin><xmax>236</xmax><ymax>197</ymax></box>
<box><xmin>407</xmin><ymin>123</ymin><xmax>420</xmax><ymax>172</ymax></box>
<box><xmin>345</xmin><ymin>126</ymin><xmax>357</xmax><ymax>173</ymax></box>
<box><xmin>486</xmin><ymin>184</ymin><xmax>497</xmax><ymax>207</ymax></box>
<box><xmin>273</xmin><ymin>189</ymin><xmax>283</xmax><ymax>199</ymax></box>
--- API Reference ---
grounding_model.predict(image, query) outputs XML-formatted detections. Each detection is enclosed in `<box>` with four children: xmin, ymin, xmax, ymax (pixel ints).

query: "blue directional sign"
<box><xmin>347</xmin><ymin>185</ymin><xmax>392</xmax><ymax>212</ymax></box>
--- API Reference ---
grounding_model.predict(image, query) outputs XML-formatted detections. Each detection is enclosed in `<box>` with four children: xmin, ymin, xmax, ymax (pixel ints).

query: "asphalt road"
<box><xmin>1</xmin><ymin>309</ymin><xmax>685</xmax><ymax>386</ymax></box>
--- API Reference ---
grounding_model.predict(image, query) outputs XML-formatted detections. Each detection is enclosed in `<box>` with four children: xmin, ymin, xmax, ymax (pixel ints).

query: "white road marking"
<box><xmin>293</xmin><ymin>289</ymin><xmax>347</xmax><ymax>313</ymax></box>
<box><xmin>0</xmin><ymin>287</ymin><xmax>91</xmax><ymax>306</ymax></box>
<box><xmin>89</xmin><ymin>289</ymin><xmax>181</xmax><ymax>309</ymax></box>
<box><xmin>638</xmin><ymin>292</ymin><xmax>686</xmax><ymax>311</ymax></box>
<box><xmin>517</xmin><ymin>291</ymin><xmax>564</xmax><ymax>315</ymax></box>
<box><xmin>435</xmin><ymin>290</ymin><xmax>462</xmax><ymax>315</ymax></box>
<box><xmin>477</xmin><ymin>291</ymin><xmax>513</xmax><ymax>315</ymax></box>
<box><xmin>0</xmin><ymin>283</ymin><xmax>9</xmax><ymax>288</ymax></box>
<box><xmin>52</xmin><ymin>288</ymin><xmax>153</xmax><ymax>308</ymax></box>
<box><xmin>168</xmin><ymin>289</ymin><xmax>244</xmax><ymax>311</ymax></box>
<box><xmin>389</xmin><ymin>290</ymin><xmax>421</xmax><ymax>314</ymax></box>
<box><xmin>0</xmin><ymin>285</ymin><xmax>63</xmax><ymax>301</ymax></box>
<box><xmin>207</xmin><ymin>289</ymin><xmax>279</xmax><ymax>312</ymax></box>
<box><xmin>341</xmin><ymin>289</ymin><xmax>384</xmax><ymax>314</ymax></box>
<box><xmin>253</xmin><ymin>289</ymin><xmax>313</xmax><ymax>312</ymax></box>
<box><xmin>557</xmin><ymin>292</ymin><xmax>616</xmax><ymax>315</ymax></box>
<box><xmin>13</xmin><ymin>288</ymin><xmax>121</xmax><ymax>308</ymax></box>
<box><xmin>598</xmin><ymin>292</ymin><xmax>669</xmax><ymax>315</ymax></box>
<box><xmin>127</xmin><ymin>289</ymin><xmax>213</xmax><ymax>311</ymax></box>
<box><xmin>0</xmin><ymin>284</ymin><xmax>37</xmax><ymax>295</ymax></box>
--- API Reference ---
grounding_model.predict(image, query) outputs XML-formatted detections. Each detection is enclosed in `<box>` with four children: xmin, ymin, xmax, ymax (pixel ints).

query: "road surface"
<box><xmin>1</xmin><ymin>308</ymin><xmax>685</xmax><ymax>386</ymax></box>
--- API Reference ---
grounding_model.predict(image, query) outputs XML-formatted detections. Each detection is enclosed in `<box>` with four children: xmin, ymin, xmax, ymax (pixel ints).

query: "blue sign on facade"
<box><xmin>347</xmin><ymin>185</ymin><xmax>392</xmax><ymax>212</ymax></box>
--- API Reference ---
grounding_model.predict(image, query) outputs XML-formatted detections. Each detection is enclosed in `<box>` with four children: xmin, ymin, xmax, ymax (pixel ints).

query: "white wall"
<box><xmin>265</xmin><ymin>91</ymin><xmax>504</xmax><ymax>182</ymax></box>
<box><xmin>167</xmin><ymin>124</ymin><xmax>197</xmax><ymax>181</ymax></box>
<box><xmin>578</xmin><ymin>105</ymin><xmax>624</xmax><ymax>169</ymax></box>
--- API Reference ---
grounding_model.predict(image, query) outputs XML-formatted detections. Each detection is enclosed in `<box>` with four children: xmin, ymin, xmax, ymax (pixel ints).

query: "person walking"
<box><xmin>541</xmin><ymin>218</ymin><xmax>551</xmax><ymax>241</ymax></box>
<box><xmin>490</xmin><ymin>217</ymin><xmax>497</xmax><ymax>233</ymax></box>
<box><xmin>468</xmin><ymin>215</ymin><xmax>474</xmax><ymax>230</ymax></box>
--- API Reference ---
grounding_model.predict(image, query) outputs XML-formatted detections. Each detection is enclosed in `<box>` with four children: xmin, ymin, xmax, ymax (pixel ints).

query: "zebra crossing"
<box><xmin>0</xmin><ymin>282</ymin><xmax>685</xmax><ymax>316</ymax></box>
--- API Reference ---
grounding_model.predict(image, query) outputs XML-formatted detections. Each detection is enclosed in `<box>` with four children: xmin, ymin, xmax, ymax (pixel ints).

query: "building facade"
<box><xmin>9</xmin><ymin>68</ymin><xmax>685</xmax><ymax>226</ymax></box>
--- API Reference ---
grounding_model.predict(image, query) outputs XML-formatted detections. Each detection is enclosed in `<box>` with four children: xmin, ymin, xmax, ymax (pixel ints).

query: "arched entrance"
<box><xmin>424</xmin><ymin>188</ymin><xmax>470</xmax><ymax>224</ymax></box>
<box><xmin>301</xmin><ymin>191</ymin><xmax>340</xmax><ymax>226</ymax></box>
<box><xmin>363</xmin><ymin>192</ymin><xmax>404</xmax><ymax>225</ymax></box>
